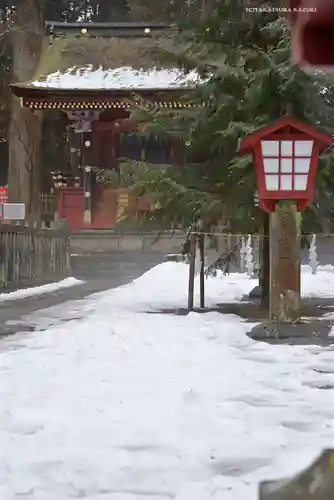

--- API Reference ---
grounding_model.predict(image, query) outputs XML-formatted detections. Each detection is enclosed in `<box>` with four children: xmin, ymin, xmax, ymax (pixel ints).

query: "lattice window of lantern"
<box><xmin>261</xmin><ymin>139</ymin><xmax>313</xmax><ymax>192</ymax></box>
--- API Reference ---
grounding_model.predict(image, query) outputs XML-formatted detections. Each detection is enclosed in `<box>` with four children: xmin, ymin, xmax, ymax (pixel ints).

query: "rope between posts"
<box><xmin>188</xmin><ymin>232</ymin><xmax>334</xmax><ymax>237</ymax></box>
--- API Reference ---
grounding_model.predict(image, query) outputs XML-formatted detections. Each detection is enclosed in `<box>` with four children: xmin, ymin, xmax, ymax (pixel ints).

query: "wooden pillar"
<box><xmin>67</xmin><ymin>111</ymin><xmax>100</xmax><ymax>227</ymax></box>
<box><xmin>83</xmin><ymin>166</ymin><xmax>91</xmax><ymax>224</ymax></box>
<box><xmin>67</xmin><ymin>125</ymin><xmax>78</xmax><ymax>171</ymax></box>
<box><xmin>269</xmin><ymin>200</ymin><xmax>301</xmax><ymax>323</ymax></box>
<box><xmin>82</xmin><ymin>131</ymin><xmax>92</xmax><ymax>225</ymax></box>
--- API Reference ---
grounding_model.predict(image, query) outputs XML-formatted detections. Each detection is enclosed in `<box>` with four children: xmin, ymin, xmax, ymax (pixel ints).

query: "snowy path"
<box><xmin>1</xmin><ymin>263</ymin><xmax>334</xmax><ymax>499</ymax></box>
<box><xmin>0</xmin><ymin>250</ymin><xmax>163</xmax><ymax>337</ymax></box>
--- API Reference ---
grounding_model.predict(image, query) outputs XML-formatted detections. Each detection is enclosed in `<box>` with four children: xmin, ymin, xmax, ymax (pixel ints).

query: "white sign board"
<box><xmin>2</xmin><ymin>203</ymin><xmax>26</xmax><ymax>220</ymax></box>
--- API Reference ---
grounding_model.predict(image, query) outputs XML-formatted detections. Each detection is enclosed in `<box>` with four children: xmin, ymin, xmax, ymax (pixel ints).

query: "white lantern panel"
<box><xmin>294</xmin><ymin>157</ymin><xmax>311</xmax><ymax>173</ymax></box>
<box><xmin>280</xmin><ymin>140</ymin><xmax>293</xmax><ymax>156</ymax></box>
<box><xmin>280</xmin><ymin>175</ymin><xmax>293</xmax><ymax>190</ymax></box>
<box><xmin>294</xmin><ymin>140</ymin><xmax>313</xmax><ymax>156</ymax></box>
<box><xmin>294</xmin><ymin>174</ymin><xmax>308</xmax><ymax>191</ymax></box>
<box><xmin>265</xmin><ymin>175</ymin><xmax>279</xmax><ymax>190</ymax></box>
<box><xmin>281</xmin><ymin>158</ymin><xmax>293</xmax><ymax>172</ymax></box>
<box><xmin>261</xmin><ymin>140</ymin><xmax>279</xmax><ymax>156</ymax></box>
<box><xmin>263</xmin><ymin>158</ymin><xmax>279</xmax><ymax>173</ymax></box>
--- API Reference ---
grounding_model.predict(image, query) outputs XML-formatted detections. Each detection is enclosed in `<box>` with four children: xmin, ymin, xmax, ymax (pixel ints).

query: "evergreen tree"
<box><xmin>128</xmin><ymin>0</ymin><xmax>203</xmax><ymax>22</ymax></box>
<box><xmin>112</xmin><ymin>2</ymin><xmax>334</xmax><ymax>305</ymax></box>
<box><xmin>118</xmin><ymin>3</ymin><xmax>334</xmax><ymax>236</ymax></box>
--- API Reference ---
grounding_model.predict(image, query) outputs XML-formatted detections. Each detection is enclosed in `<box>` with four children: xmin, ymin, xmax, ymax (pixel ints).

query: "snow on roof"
<box><xmin>31</xmin><ymin>65</ymin><xmax>203</xmax><ymax>90</ymax></box>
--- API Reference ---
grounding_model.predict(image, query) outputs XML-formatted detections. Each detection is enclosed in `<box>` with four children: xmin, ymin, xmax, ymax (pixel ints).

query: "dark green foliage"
<box><xmin>119</xmin><ymin>3</ymin><xmax>334</xmax><ymax>235</ymax></box>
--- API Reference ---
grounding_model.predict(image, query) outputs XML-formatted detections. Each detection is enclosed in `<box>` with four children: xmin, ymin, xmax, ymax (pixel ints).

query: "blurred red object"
<box><xmin>0</xmin><ymin>186</ymin><xmax>8</xmax><ymax>203</ymax></box>
<box><xmin>0</xmin><ymin>186</ymin><xmax>8</xmax><ymax>221</ymax></box>
<box><xmin>290</xmin><ymin>0</ymin><xmax>334</xmax><ymax>70</ymax></box>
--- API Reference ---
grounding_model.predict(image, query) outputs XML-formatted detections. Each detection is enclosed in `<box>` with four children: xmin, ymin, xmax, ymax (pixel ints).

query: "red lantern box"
<box><xmin>239</xmin><ymin>116</ymin><xmax>333</xmax><ymax>212</ymax></box>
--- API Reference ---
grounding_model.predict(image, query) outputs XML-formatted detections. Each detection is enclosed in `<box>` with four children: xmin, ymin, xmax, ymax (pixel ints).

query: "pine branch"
<box><xmin>205</xmin><ymin>243</ymin><xmax>240</xmax><ymax>276</ymax></box>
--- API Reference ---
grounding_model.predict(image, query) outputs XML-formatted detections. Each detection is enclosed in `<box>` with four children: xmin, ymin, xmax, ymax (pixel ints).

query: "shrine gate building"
<box><xmin>10</xmin><ymin>21</ymin><xmax>199</xmax><ymax>230</ymax></box>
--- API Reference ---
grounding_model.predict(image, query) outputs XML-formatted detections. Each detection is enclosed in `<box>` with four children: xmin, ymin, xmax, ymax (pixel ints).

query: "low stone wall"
<box><xmin>70</xmin><ymin>230</ymin><xmax>186</xmax><ymax>254</ymax></box>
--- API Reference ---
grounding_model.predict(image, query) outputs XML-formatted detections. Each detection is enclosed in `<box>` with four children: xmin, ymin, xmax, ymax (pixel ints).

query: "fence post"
<box><xmin>141</xmin><ymin>233</ymin><xmax>147</xmax><ymax>252</ymax></box>
<box><xmin>254</xmin><ymin>235</ymin><xmax>261</xmax><ymax>277</ymax></box>
<box><xmin>188</xmin><ymin>233</ymin><xmax>197</xmax><ymax>311</ymax></box>
<box><xmin>199</xmin><ymin>233</ymin><xmax>205</xmax><ymax>308</ymax></box>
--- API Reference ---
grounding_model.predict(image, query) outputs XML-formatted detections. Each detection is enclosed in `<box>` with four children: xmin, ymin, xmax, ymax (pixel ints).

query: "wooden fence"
<box><xmin>0</xmin><ymin>222</ymin><xmax>71</xmax><ymax>290</ymax></box>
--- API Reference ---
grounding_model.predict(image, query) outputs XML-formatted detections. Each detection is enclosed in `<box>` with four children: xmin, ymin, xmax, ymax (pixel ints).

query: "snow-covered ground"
<box><xmin>0</xmin><ymin>277</ymin><xmax>83</xmax><ymax>303</ymax></box>
<box><xmin>1</xmin><ymin>263</ymin><xmax>334</xmax><ymax>500</ymax></box>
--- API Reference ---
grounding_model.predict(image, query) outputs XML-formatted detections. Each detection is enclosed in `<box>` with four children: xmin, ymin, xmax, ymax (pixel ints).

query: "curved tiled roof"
<box><xmin>18</xmin><ymin>33</ymin><xmax>202</xmax><ymax>91</ymax></box>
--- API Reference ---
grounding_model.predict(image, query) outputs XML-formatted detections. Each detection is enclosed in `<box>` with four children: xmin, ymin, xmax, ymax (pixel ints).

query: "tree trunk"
<box><xmin>8</xmin><ymin>0</ymin><xmax>43</xmax><ymax>220</ymax></box>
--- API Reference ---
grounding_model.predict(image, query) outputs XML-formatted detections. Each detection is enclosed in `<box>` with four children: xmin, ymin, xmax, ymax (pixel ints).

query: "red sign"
<box><xmin>0</xmin><ymin>186</ymin><xmax>8</xmax><ymax>204</ymax></box>
<box><xmin>0</xmin><ymin>186</ymin><xmax>8</xmax><ymax>221</ymax></box>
